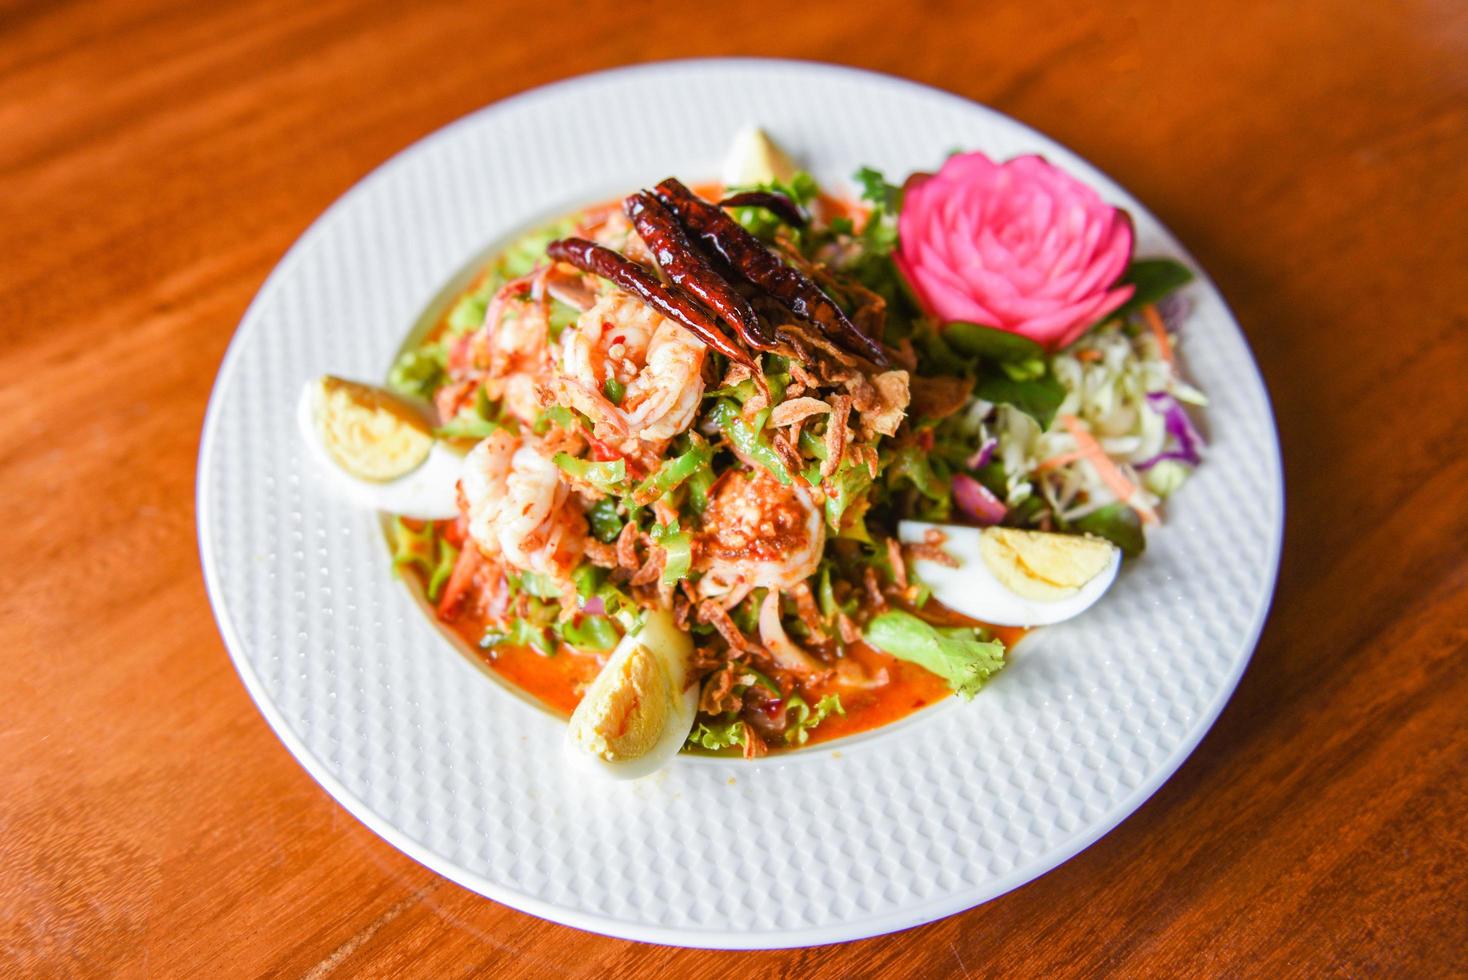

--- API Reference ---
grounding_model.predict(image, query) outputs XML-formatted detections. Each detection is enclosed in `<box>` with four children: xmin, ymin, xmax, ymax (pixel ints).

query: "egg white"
<box><xmin>564</xmin><ymin>610</ymin><xmax>699</xmax><ymax>781</ymax></box>
<box><xmin>721</xmin><ymin>126</ymin><xmax>797</xmax><ymax>187</ymax></box>
<box><xmin>898</xmin><ymin>520</ymin><xmax>1122</xmax><ymax>628</ymax></box>
<box><xmin>296</xmin><ymin>380</ymin><xmax>462</xmax><ymax>519</ymax></box>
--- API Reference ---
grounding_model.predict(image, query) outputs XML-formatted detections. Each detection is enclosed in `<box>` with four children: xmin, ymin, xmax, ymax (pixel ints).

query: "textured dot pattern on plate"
<box><xmin>197</xmin><ymin>59</ymin><xmax>1283</xmax><ymax>948</ymax></box>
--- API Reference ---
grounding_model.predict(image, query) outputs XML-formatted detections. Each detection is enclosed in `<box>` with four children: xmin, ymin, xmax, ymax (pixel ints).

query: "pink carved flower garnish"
<box><xmin>894</xmin><ymin>152</ymin><xmax>1135</xmax><ymax>351</ymax></box>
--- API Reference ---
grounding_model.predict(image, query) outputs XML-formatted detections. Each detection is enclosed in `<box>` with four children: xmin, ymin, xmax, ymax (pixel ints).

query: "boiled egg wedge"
<box><xmin>565</xmin><ymin>609</ymin><xmax>699</xmax><ymax>780</ymax></box>
<box><xmin>898</xmin><ymin>521</ymin><xmax>1122</xmax><ymax>628</ymax></box>
<box><xmin>722</xmin><ymin>126</ymin><xmax>798</xmax><ymax>187</ymax></box>
<box><xmin>297</xmin><ymin>375</ymin><xmax>462</xmax><ymax>519</ymax></box>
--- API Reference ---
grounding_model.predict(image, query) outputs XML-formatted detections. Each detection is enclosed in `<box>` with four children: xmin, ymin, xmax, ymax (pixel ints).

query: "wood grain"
<box><xmin>3</xmin><ymin>0</ymin><xmax>1466</xmax><ymax>975</ymax></box>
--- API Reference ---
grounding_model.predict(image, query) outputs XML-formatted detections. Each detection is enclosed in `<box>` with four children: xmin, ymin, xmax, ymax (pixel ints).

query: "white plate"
<box><xmin>197</xmin><ymin>58</ymin><xmax>1283</xmax><ymax>948</ymax></box>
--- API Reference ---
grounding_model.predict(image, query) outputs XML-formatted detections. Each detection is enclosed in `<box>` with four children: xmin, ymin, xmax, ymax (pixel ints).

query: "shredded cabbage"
<box><xmin>957</xmin><ymin>319</ymin><xmax>1207</xmax><ymax>528</ymax></box>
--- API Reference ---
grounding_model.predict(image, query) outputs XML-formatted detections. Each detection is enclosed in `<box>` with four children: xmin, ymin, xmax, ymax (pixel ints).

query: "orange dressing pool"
<box><xmin>433</xmin><ymin>587</ymin><xmax>1026</xmax><ymax>748</ymax></box>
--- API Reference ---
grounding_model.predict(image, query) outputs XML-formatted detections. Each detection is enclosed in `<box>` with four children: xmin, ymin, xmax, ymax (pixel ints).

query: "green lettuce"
<box><xmin>1069</xmin><ymin>502</ymin><xmax>1146</xmax><ymax>559</ymax></box>
<box><xmin>863</xmin><ymin>611</ymin><xmax>1006</xmax><ymax>700</ymax></box>
<box><xmin>447</xmin><ymin>293</ymin><xmax>489</xmax><ymax>334</ymax></box>
<box><xmin>560</xmin><ymin>614</ymin><xmax>620</xmax><ymax>652</ymax></box>
<box><xmin>686</xmin><ymin>716</ymin><xmax>746</xmax><ymax>752</ymax></box>
<box><xmin>1114</xmin><ymin>258</ymin><xmax>1194</xmax><ymax>320</ymax></box>
<box><xmin>387</xmin><ymin>345</ymin><xmax>446</xmax><ymax>400</ymax></box>
<box><xmin>972</xmin><ymin>370</ymin><xmax>1066</xmax><ymax>430</ymax></box>
<box><xmin>480</xmin><ymin>617</ymin><xmax>554</xmax><ymax>657</ymax></box>
<box><xmin>389</xmin><ymin>517</ymin><xmax>436</xmax><ymax>578</ymax></box>
<box><xmin>426</xmin><ymin>539</ymin><xmax>459</xmax><ymax>603</ymax></box>
<box><xmin>943</xmin><ymin>320</ymin><xmax>1045</xmax><ymax>364</ymax></box>
<box><xmin>728</xmin><ymin>171</ymin><xmax>819</xmax><ymax>240</ymax></box>
<box><xmin>434</xmin><ymin>384</ymin><xmax>518</xmax><ymax>440</ymax></box>
<box><xmin>785</xmin><ymin>694</ymin><xmax>844</xmax><ymax>745</ymax></box>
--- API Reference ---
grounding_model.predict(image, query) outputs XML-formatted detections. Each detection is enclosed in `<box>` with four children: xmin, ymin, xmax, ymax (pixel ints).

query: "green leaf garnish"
<box><xmin>447</xmin><ymin>293</ymin><xmax>489</xmax><ymax>334</ymax></box>
<box><xmin>389</xmin><ymin>518</ymin><xmax>436</xmax><ymax>578</ymax></box>
<box><xmin>784</xmin><ymin>693</ymin><xmax>844</xmax><ymax>745</ymax></box>
<box><xmin>974</xmin><ymin>370</ymin><xmax>1067</xmax><ymax>431</ymax></box>
<box><xmin>863</xmin><ymin>611</ymin><xmax>1006</xmax><ymax>700</ymax></box>
<box><xmin>480</xmin><ymin>617</ymin><xmax>555</xmax><ymax>657</ymax></box>
<box><xmin>560</xmin><ymin>614</ymin><xmax>620</xmax><ymax>652</ymax></box>
<box><xmin>853</xmin><ymin>166</ymin><xmax>901</xmax><ymax>211</ymax></box>
<box><xmin>686</xmin><ymin>716</ymin><xmax>747</xmax><ymax>752</ymax></box>
<box><xmin>514</xmin><ymin>570</ymin><xmax>561</xmax><ymax>600</ymax></box>
<box><xmin>1069</xmin><ymin>502</ymin><xmax>1146</xmax><ymax>558</ymax></box>
<box><xmin>386</xmin><ymin>346</ymin><xmax>446</xmax><ymax>400</ymax></box>
<box><xmin>728</xmin><ymin>172</ymin><xmax>820</xmax><ymax>239</ymax></box>
<box><xmin>943</xmin><ymin>321</ymin><xmax>1046</xmax><ymax>363</ymax></box>
<box><xmin>1114</xmin><ymin>258</ymin><xmax>1194</xmax><ymax>319</ymax></box>
<box><xmin>426</xmin><ymin>538</ymin><xmax>458</xmax><ymax>602</ymax></box>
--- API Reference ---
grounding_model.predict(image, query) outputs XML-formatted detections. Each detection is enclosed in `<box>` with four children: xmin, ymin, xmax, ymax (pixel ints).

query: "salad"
<box><xmin>298</xmin><ymin>130</ymin><xmax>1203</xmax><ymax>779</ymax></box>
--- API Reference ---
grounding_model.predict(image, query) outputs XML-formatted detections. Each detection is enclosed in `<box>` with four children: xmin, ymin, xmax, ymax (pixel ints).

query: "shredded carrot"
<box><xmin>1033</xmin><ymin>450</ymin><xmax>1087</xmax><ymax>474</ymax></box>
<box><xmin>1059</xmin><ymin>414</ymin><xmax>1160</xmax><ymax>525</ymax></box>
<box><xmin>1075</xmin><ymin>349</ymin><xmax>1103</xmax><ymax>363</ymax></box>
<box><xmin>1142</xmin><ymin>305</ymin><xmax>1175</xmax><ymax>367</ymax></box>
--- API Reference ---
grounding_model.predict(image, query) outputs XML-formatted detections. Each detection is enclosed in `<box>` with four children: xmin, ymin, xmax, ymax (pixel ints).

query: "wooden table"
<box><xmin>4</xmin><ymin>1</ymin><xmax>1465</xmax><ymax>974</ymax></box>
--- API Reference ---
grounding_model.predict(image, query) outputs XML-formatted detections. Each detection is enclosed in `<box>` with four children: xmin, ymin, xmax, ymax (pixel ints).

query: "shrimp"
<box><xmin>458</xmin><ymin>429</ymin><xmax>586</xmax><ymax>583</ymax></box>
<box><xmin>456</xmin><ymin>274</ymin><xmax>557</xmax><ymax>424</ymax></box>
<box><xmin>554</xmin><ymin>291</ymin><xmax>707</xmax><ymax>447</ymax></box>
<box><xmin>580</xmin><ymin>206</ymin><xmax>655</xmax><ymax>266</ymax></box>
<box><xmin>695</xmin><ymin>468</ymin><xmax>825</xmax><ymax>601</ymax></box>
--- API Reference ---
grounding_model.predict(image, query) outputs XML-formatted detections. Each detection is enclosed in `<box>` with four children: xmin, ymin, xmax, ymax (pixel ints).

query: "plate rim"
<box><xmin>197</xmin><ymin>56</ymin><xmax>1285</xmax><ymax>949</ymax></box>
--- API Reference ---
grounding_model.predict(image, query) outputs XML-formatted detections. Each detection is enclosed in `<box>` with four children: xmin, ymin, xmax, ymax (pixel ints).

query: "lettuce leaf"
<box><xmin>1069</xmin><ymin>502</ymin><xmax>1145</xmax><ymax>558</ymax></box>
<box><xmin>885</xmin><ymin>444</ymin><xmax>951</xmax><ymax>507</ymax></box>
<box><xmin>480</xmin><ymin>618</ymin><xmax>554</xmax><ymax>657</ymax></box>
<box><xmin>1114</xmin><ymin>258</ymin><xmax>1194</xmax><ymax>320</ymax></box>
<box><xmin>447</xmin><ymin>293</ymin><xmax>489</xmax><ymax>334</ymax></box>
<box><xmin>784</xmin><ymin>694</ymin><xmax>844</xmax><ymax>745</ymax></box>
<box><xmin>973</xmin><ymin>369</ymin><xmax>1066</xmax><ymax>431</ymax></box>
<box><xmin>822</xmin><ymin>454</ymin><xmax>875</xmax><ymax>535</ymax></box>
<box><xmin>686</xmin><ymin>716</ymin><xmax>746</xmax><ymax>752</ymax></box>
<box><xmin>389</xmin><ymin>517</ymin><xmax>436</xmax><ymax>578</ymax></box>
<box><xmin>728</xmin><ymin>171</ymin><xmax>820</xmax><ymax>240</ymax></box>
<box><xmin>708</xmin><ymin>399</ymin><xmax>791</xmax><ymax>485</ymax></box>
<box><xmin>863</xmin><ymin>611</ymin><xmax>1006</xmax><ymax>700</ymax></box>
<box><xmin>854</xmin><ymin>166</ymin><xmax>901</xmax><ymax>220</ymax></box>
<box><xmin>434</xmin><ymin>384</ymin><xmax>519</xmax><ymax>440</ymax></box>
<box><xmin>943</xmin><ymin>321</ymin><xmax>1045</xmax><ymax>363</ymax></box>
<box><xmin>512</xmin><ymin>570</ymin><xmax>561</xmax><ymax>599</ymax></box>
<box><xmin>387</xmin><ymin>346</ymin><xmax>446</xmax><ymax>400</ymax></box>
<box><xmin>559</xmin><ymin>614</ymin><xmax>619</xmax><ymax>652</ymax></box>
<box><xmin>426</xmin><ymin>538</ymin><xmax>459</xmax><ymax>603</ymax></box>
<box><xmin>499</xmin><ymin>216</ymin><xmax>578</xmax><ymax>279</ymax></box>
